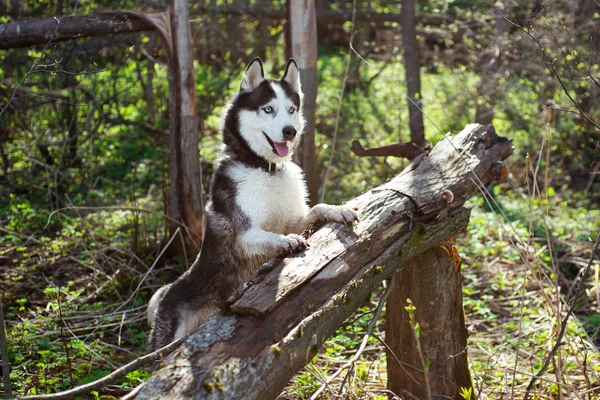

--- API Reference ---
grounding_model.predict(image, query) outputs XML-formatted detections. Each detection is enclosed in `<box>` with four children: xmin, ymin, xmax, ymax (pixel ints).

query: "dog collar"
<box><xmin>265</xmin><ymin>162</ymin><xmax>284</xmax><ymax>173</ymax></box>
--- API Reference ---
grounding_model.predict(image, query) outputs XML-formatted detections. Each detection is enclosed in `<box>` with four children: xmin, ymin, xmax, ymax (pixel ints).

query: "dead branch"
<box><xmin>350</xmin><ymin>139</ymin><xmax>431</xmax><ymax>159</ymax></box>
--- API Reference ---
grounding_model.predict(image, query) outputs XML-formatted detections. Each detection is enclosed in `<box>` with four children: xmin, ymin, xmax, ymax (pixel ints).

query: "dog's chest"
<box><xmin>229</xmin><ymin>164</ymin><xmax>308</xmax><ymax>234</ymax></box>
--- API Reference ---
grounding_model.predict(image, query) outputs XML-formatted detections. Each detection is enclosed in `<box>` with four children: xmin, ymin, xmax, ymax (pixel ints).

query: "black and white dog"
<box><xmin>148</xmin><ymin>58</ymin><xmax>357</xmax><ymax>350</ymax></box>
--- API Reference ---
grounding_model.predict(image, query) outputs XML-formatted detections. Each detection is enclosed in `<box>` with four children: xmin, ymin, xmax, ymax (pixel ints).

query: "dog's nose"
<box><xmin>282</xmin><ymin>126</ymin><xmax>297</xmax><ymax>141</ymax></box>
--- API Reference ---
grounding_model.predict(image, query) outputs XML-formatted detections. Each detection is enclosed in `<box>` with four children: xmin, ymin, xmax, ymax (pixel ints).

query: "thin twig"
<box><xmin>523</xmin><ymin>232</ymin><xmax>600</xmax><ymax>399</ymax></box>
<box><xmin>17</xmin><ymin>336</ymin><xmax>185</xmax><ymax>400</ymax></box>
<box><xmin>310</xmin><ymin>275</ymin><xmax>395</xmax><ymax>400</ymax></box>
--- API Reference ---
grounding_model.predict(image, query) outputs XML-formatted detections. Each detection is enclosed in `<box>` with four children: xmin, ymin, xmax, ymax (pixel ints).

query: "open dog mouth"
<box><xmin>263</xmin><ymin>131</ymin><xmax>289</xmax><ymax>157</ymax></box>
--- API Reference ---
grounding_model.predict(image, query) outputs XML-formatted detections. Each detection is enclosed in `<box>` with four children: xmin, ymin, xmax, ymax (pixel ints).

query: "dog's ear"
<box><xmin>241</xmin><ymin>57</ymin><xmax>265</xmax><ymax>91</ymax></box>
<box><xmin>281</xmin><ymin>59</ymin><xmax>301</xmax><ymax>94</ymax></box>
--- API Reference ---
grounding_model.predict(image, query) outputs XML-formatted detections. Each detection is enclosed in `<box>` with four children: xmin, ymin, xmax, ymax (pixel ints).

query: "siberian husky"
<box><xmin>148</xmin><ymin>58</ymin><xmax>357</xmax><ymax>350</ymax></box>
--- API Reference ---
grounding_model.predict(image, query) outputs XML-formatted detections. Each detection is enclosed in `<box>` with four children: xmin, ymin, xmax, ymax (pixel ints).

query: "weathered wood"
<box><xmin>289</xmin><ymin>0</ymin><xmax>319</xmax><ymax>205</ymax></box>
<box><xmin>129</xmin><ymin>124</ymin><xmax>512</xmax><ymax>399</ymax></box>
<box><xmin>167</xmin><ymin>1</ymin><xmax>204</xmax><ymax>248</ymax></box>
<box><xmin>0</xmin><ymin>11</ymin><xmax>165</xmax><ymax>50</ymax></box>
<box><xmin>350</xmin><ymin>139</ymin><xmax>431</xmax><ymax>159</ymax></box>
<box><xmin>386</xmin><ymin>246</ymin><xmax>472</xmax><ymax>399</ymax></box>
<box><xmin>231</xmin><ymin>222</ymin><xmax>359</xmax><ymax>315</ymax></box>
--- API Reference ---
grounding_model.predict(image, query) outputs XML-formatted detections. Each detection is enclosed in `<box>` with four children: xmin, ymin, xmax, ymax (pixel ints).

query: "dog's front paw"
<box><xmin>280</xmin><ymin>233</ymin><xmax>309</xmax><ymax>253</ymax></box>
<box><xmin>314</xmin><ymin>204</ymin><xmax>358</xmax><ymax>225</ymax></box>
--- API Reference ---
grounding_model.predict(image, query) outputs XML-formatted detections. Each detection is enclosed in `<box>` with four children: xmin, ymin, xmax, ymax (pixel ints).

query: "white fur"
<box><xmin>229</xmin><ymin>162</ymin><xmax>309</xmax><ymax>257</ymax></box>
<box><xmin>229</xmin><ymin>162</ymin><xmax>357</xmax><ymax>259</ymax></box>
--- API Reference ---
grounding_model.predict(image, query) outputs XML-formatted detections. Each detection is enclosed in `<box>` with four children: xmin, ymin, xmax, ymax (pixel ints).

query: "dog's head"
<box><xmin>227</xmin><ymin>58</ymin><xmax>305</xmax><ymax>163</ymax></box>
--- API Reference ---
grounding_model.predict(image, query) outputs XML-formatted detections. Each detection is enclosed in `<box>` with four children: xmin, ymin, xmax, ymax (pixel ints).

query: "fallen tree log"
<box><xmin>127</xmin><ymin>124</ymin><xmax>512</xmax><ymax>399</ymax></box>
<box><xmin>0</xmin><ymin>11</ymin><xmax>163</xmax><ymax>50</ymax></box>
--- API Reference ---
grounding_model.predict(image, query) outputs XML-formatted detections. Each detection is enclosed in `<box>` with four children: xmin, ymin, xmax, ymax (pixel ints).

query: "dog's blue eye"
<box><xmin>288</xmin><ymin>107</ymin><xmax>295</xmax><ymax>114</ymax></box>
<box><xmin>263</xmin><ymin>106</ymin><xmax>273</xmax><ymax>114</ymax></box>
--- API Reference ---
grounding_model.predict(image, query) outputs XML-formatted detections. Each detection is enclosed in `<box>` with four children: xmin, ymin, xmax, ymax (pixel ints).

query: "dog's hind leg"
<box><xmin>147</xmin><ymin>284</ymin><xmax>169</xmax><ymax>329</ymax></box>
<box><xmin>149</xmin><ymin>294</ymin><xmax>220</xmax><ymax>351</ymax></box>
<box><xmin>149</xmin><ymin>305</ymin><xmax>179</xmax><ymax>351</ymax></box>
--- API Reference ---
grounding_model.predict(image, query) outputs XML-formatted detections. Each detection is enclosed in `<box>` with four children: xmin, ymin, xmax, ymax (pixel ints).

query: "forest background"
<box><xmin>0</xmin><ymin>0</ymin><xmax>599</xmax><ymax>398</ymax></box>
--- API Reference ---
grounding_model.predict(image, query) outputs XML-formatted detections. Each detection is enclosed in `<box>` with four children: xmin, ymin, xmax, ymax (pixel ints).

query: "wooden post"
<box><xmin>289</xmin><ymin>0</ymin><xmax>318</xmax><ymax>205</ymax></box>
<box><xmin>386</xmin><ymin>246</ymin><xmax>472</xmax><ymax>399</ymax></box>
<box><xmin>167</xmin><ymin>0</ymin><xmax>204</xmax><ymax>249</ymax></box>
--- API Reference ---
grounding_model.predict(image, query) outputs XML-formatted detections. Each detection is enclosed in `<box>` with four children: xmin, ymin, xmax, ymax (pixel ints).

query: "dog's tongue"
<box><xmin>274</xmin><ymin>142</ymin><xmax>289</xmax><ymax>157</ymax></box>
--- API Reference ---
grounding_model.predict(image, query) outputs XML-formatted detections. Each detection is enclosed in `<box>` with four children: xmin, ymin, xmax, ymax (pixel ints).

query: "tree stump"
<box><xmin>386</xmin><ymin>246</ymin><xmax>471</xmax><ymax>399</ymax></box>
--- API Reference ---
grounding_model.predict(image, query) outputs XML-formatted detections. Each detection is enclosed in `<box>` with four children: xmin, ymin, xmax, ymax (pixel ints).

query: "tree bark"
<box><xmin>386</xmin><ymin>246</ymin><xmax>472</xmax><ymax>399</ymax></box>
<box><xmin>127</xmin><ymin>124</ymin><xmax>512</xmax><ymax>399</ymax></box>
<box><xmin>350</xmin><ymin>139</ymin><xmax>431</xmax><ymax>159</ymax></box>
<box><xmin>0</xmin><ymin>11</ymin><xmax>158</xmax><ymax>50</ymax></box>
<box><xmin>167</xmin><ymin>1</ymin><xmax>204</xmax><ymax>248</ymax></box>
<box><xmin>401</xmin><ymin>0</ymin><xmax>425</xmax><ymax>144</ymax></box>
<box><xmin>289</xmin><ymin>0</ymin><xmax>319</xmax><ymax>206</ymax></box>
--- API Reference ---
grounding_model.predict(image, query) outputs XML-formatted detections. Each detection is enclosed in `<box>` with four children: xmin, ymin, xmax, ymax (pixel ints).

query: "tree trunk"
<box><xmin>289</xmin><ymin>0</ymin><xmax>319</xmax><ymax>205</ymax></box>
<box><xmin>167</xmin><ymin>0</ymin><xmax>204</xmax><ymax>249</ymax></box>
<box><xmin>386</xmin><ymin>246</ymin><xmax>472</xmax><ymax>399</ymax></box>
<box><xmin>401</xmin><ymin>0</ymin><xmax>425</xmax><ymax>144</ymax></box>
